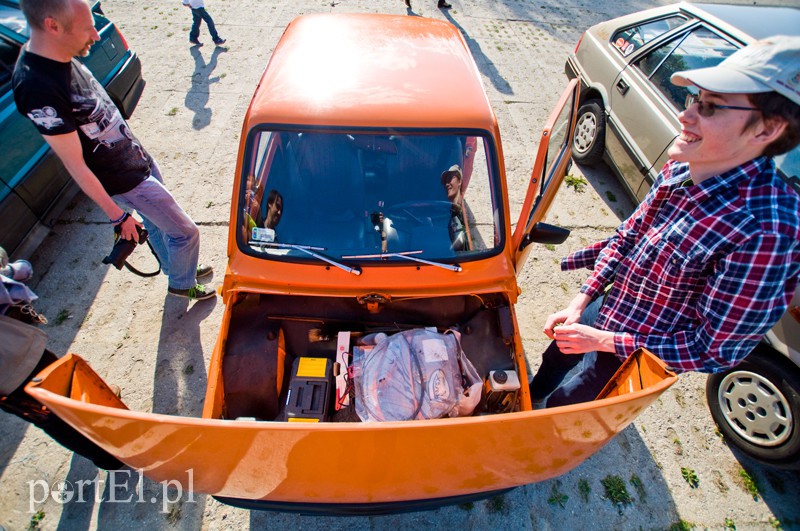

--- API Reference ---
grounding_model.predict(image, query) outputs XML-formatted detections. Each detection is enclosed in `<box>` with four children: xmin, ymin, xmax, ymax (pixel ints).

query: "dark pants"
<box><xmin>0</xmin><ymin>350</ymin><xmax>124</xmax><ymax>470</ymax></box>
<box><xmin>189</xmin><ymin>7</ymin><xmax>220</xmax><ymax>42</ymax></box>
<box><xmin>530</xmin><ymin>296</ymin><xmax>623</xmax><ymax>407</ymax></box>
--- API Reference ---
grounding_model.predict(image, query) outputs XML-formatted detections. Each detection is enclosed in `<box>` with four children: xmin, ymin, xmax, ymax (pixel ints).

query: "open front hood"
<box><xmin>26</xmin><ymin>350</ymin><xmax>676</xmax><ymax>508</ymax></box>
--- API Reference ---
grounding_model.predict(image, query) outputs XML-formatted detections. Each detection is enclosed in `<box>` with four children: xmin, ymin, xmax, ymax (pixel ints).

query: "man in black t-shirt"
<box><xmin>12</xmin><ymin>0</ymin><xmax>215</xmax><ymax>300</ymax></box>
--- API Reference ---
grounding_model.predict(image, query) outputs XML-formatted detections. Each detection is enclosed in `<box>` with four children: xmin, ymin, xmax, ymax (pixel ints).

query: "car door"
<box><xmin>512</xmin><ymin>79</ymin><xmax>579</xmax><ymax>271</ymax></box>
<box><xmin>0</xmin><ymin>34</ymin><xmax>38</xmax><ymax>255</ymax></box>
<box><xmin>607</xmin><ymin>24</ymin><xmax>740</xmax><ymax>201</ymax></box>
<box><xmin>601</xmin><ymin>15</ymin><xmax>688</xmax><ymax>199</ymax></box>
<box><xmin>0</xmin><ymin>33</ymin><xmax>74</xmax><ymax>256</ymax></box>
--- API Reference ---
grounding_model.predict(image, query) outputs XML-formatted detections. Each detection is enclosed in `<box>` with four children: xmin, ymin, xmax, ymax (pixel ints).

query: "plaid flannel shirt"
<box><xmin>562</xmin><ymin>157</ymin><xmax>800</xmax><ymax>373</ymax></box>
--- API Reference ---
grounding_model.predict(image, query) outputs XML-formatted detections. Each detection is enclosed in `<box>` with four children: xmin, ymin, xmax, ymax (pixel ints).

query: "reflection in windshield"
<box><xmin>240</xmin><ymin>131</ymin><xmax>498</xmax><ymax>263</ymax></box>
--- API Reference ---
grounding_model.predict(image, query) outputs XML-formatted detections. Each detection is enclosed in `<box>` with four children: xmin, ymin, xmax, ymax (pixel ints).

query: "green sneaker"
<box><xmin>168</xmin><ymin>283</ymin><xmax>216</xmax><ymax>301</ymax></box>
<box><xmin>196</xmin><ymin>264</ymin><xmax>213</xmax><ymax>281</ymax></box>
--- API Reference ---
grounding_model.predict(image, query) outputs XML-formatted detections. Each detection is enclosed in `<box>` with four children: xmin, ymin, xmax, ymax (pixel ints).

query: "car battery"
<box><xmin>483</xmin><ymin>369</ymin><xmax>520</xmax><ymax>413</ymax></box>
<box><xmin>284</xmin><ymin>357</ymin><xmax>333</xmax><ymax>422</ymax></box>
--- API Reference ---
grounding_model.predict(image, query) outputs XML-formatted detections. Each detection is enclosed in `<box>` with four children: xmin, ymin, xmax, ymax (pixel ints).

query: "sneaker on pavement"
<box><xmin>213</xmin><ymin>38</ymin><xmax>226</xmax><ymax>46</ymax></box>
<box><xmin>196</xmin><ymin>264</ymin><xmax>213</xmax><ymax>281</ymax></box>
<box><xmin>190</xmin><ymin>38</ymin><xmax>202</xmax><ymax>46</ymax></box>
<box><xmin>438</xmin><ymin>0</ymin><xmax>452</xmax><ymax>7</ymax></box>
<box><xmin>168</xmin><ymin>283</ymin><xmax>216</xmax><ymax>301</ymax></box>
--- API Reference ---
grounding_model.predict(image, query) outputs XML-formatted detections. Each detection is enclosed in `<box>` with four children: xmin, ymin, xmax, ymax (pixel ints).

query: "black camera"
<box><xmin>103</xmin><ymin>225</ymin><xmax>149</xmax><ymax>270</ymax></box>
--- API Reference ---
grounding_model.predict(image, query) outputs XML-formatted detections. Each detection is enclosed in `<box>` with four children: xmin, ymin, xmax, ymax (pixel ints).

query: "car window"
<box><xmin>775</xmin><ymin>149</ymin><xmax>800</xmax><ymax>194</ymax></box>
<box><xmin>612</xmin><ymin>15</ymin><xmax>687</xmax><ymax>56</ymax></box>
<box><xmin>0</xmin><ymin>37</ymin><xmax>19</xmax><ymax>89</ymax></box>
<box><xmin>239</xmin><ymin>130</ymin><xmax>500</xmax><ymax>262</ymax></box>
<box><xmin>0</xmin><ymin>4</ymin><xmax>29</xmax><ymax>38</ymax></box>
<box><xmin>634</xmin><ymin>27</ymin><xmax>739</xmax><ymax>112</ymax></box>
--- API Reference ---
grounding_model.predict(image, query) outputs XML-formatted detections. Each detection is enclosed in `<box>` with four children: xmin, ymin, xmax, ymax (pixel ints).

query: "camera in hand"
<box><xmin>103</xmin><ymin>225</ymin><xmax>149</xmax><ymax>270</ymax></box>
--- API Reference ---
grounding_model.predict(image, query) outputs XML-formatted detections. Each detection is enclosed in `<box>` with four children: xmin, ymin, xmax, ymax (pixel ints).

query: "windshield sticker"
<box><xmin>252</xmin><ymin>227</ymin><xmax>276</xmax><ymax>242</ymax></box>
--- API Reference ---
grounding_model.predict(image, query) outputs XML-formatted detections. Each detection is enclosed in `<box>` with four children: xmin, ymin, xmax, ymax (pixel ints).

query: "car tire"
<box><xmin>572</xmin><ymin>99</ymin><xmax>606</xmax><ymax>166</ymax></box>
<box><xmin>706</xmin><ymin>348</ymin><xmax>800</xmax><ymax>469</ymax></box>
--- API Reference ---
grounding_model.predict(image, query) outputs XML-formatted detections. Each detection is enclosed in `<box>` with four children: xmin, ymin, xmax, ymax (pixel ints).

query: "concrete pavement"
<box><xmin>1</xmin><ymin>0</ymin><xmax>798</xmax><ymax>529</ymax></box>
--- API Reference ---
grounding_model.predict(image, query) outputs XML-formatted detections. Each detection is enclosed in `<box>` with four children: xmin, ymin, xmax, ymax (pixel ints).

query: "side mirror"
<box><xmin>521</xmin><ymin>222</ymin><xmax>570</xmax><ymax>249</ymax></box>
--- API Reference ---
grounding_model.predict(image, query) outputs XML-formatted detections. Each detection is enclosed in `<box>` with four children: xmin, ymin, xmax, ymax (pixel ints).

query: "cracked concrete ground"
<box><xmin>1</xmin><ymin>0</ymin><xmax>799</xmax><ymax>529</ymax></box>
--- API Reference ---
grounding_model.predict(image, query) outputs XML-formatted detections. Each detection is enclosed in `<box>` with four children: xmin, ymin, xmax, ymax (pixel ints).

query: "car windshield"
<box><xmin>238</xmin><ymin>131</ymin><xmax>500</xmax><ymax>264</ymax></box>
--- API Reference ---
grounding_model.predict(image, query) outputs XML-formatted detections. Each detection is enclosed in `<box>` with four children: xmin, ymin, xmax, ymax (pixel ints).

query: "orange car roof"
<box><xmin>246</xmin><ymin>14</ymin><xmax>496</xmax><ymax>131</ymax></box>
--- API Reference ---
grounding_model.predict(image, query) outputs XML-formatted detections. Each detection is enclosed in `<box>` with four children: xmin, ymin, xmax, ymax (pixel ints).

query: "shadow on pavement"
<box><xmin>0</xmin><ymin>416</ymin><xmax>30</xmax><ymax>480</ymax></box>
<box><xmin>186</xmin><ymin>45</ymin><xmax>228</xmax><ymax>131</ymax></box>
<box><xmin>441</xmin><ymin>10</ymin><xmax>513</xmax><ymax>96</ymax></box>
<box><xmin>727</xmin><ymin>450</ymin><xmax>800</xmax><ymax>527</ymax></box>
<box><xmin>573</xmin><ymin>160</ymin><xmax>637</xmax><ymax>221</ymax></box>
<box><xmin>152</xmin><ymin>293</ymin><xmax>216</xmax><ymax>416</ymax></box>
<box><xmin>0</xmin><ymin>197</ymin><xmax>109</xmax><ymax>479</ymax></box>
<box><xmin>93</xmin><ymin>467</ymin><xmax>207</xmax><ymax>529</ymax></box>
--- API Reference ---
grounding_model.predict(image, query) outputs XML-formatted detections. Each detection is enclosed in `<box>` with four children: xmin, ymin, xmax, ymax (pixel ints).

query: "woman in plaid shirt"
<box><xmin>531</xmin><ymin>36</ymin><xmax>800</xmax><ymax>408</ymax></box>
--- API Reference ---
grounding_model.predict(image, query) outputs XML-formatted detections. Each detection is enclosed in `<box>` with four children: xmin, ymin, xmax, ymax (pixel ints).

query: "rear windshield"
<box><xmin>612</xmin><ymin>15</ymin><xmax>688</xmax><ymax>56</ymax></box>
<box><xmin>238</xmin><ymin>130</ymin><xmax>501</xmax><ymax>264</ymax></box>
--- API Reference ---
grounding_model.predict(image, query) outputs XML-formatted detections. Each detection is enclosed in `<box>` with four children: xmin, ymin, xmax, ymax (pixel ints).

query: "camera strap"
<box><xmin>123</xmin><ymin>238</ymin><xmax>161</xmax><ymax>278</ymax></box>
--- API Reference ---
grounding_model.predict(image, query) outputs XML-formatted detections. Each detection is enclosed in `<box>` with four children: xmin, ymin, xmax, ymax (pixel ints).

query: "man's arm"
<box><xmin>614</xmin><ymin>233</ymin><xmax>799</xmax><ymax>373</ymax></box>
<box><xmin>43</xmin><ymin>131</ymin><xmax>142</xmax><ymax>241</ymax></box>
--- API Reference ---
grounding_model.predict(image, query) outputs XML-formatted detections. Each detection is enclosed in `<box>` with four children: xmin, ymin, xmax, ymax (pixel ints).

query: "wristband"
<box><xmin>111</xmin><ymin>212</ymin><xmax>129</xmax><ymax>225</ymax></box>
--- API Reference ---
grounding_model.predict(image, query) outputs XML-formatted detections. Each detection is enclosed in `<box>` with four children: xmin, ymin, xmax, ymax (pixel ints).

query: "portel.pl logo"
<box><xmin>28</xmin><ymin>469</ymin><xmax>195</xmax><ymax>513</ymax></box>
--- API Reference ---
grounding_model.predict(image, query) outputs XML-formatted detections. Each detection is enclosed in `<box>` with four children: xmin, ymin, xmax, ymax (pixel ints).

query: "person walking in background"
<box><xmin>405</xmin><ymin>0</ymin><xmax>452</xmax><ymax>9</ymax></box>
<box><xmin>183</xmin><ymin>0</ymin><xmax>226</xmax><ymax>46</ymax></box>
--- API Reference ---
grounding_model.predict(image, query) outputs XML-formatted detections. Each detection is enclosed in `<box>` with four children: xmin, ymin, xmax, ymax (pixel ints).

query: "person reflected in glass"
<box><xmin>243</xmin><ymin>181</ymin><xmax>283</xmax><ymax>243</ymax></box>
<box><xmin>264</xmin><ymin>189</ymin><xmax>283</xmax><ymax>230</ymax></box>
<box><xmin>440</xmin><ymin>164</ymin><xmax>471</xmax><ymax>251</ymax></box>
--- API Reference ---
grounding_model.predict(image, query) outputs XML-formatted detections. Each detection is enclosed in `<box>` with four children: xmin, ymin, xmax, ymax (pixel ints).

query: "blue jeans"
<box><xmin>530</xmin><ymin>295</ymin><xmax>623</xmax><ymax>407</ymax></box>
<box><xmin>113</xmin><ymin>161</ymin><xmax>200</xmax><ymax>290</ymax></box>
<box><xmin>189</xmin><ymin>7</ymin><xmax>220</xmax><ymax>42</ymax></box>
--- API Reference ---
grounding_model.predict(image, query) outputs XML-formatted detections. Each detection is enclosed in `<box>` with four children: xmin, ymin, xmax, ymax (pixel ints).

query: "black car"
<box><xmin>0</xmin><ymin>0</ymin><xmax>144</xmax><ymax>259</ymax></box>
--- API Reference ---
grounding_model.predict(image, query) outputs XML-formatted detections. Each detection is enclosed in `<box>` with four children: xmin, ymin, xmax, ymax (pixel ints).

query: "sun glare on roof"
<box><xmin>284</xmin><ymin>20</ymin><xmax>361</xmax><ymax>105</ymax></box>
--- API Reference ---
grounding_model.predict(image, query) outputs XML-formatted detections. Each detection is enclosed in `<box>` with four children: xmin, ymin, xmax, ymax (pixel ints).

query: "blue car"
<box><xmin>0</xmin><ymin>0</ymin><xmax>144</xmax><ymax>259</ymax></box>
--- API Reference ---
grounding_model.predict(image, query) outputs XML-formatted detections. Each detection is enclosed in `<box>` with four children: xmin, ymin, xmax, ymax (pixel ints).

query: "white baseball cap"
<box><xmin>671</xmin><ymin>35</ymin><xmax>800</xmax><ymax>106</ymax></box>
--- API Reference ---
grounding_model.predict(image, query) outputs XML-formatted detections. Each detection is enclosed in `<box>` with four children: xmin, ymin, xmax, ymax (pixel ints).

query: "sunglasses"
<box><xmin>684</xmin><ymin>93</ymin><xmax>759</xmax><ymax>117</ymax></box>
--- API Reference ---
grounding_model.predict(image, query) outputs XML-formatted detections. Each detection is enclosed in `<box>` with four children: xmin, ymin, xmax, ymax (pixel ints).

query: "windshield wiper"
<box><xmin>250</xmin><ymin>241</ymin><xmax>361</xmax><ymax>275</ymax></box>
<box><xmin>343</xmin><ymin>251</ymin><xmax>461</xmax><ymax>272</ymax></box>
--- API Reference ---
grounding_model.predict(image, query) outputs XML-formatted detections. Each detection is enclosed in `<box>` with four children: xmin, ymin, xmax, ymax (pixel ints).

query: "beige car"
<box><xmin>565</xmin><ymin>2</ymin><xmax>800</xmax><ymax>469</ymax></box>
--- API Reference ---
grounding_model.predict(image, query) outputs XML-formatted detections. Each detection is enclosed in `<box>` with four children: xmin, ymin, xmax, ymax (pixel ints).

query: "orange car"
<box><xmin>26</xmin><ymin>13</ymin><xmax>677</xmax><ymax>513</ymax></box>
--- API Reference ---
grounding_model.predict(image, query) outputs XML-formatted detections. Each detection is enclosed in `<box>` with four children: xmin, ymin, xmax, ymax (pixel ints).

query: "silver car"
<box><xmin>565</xmin><ymin>2</ymin><xmax>800</xmax><ymax>469</ymax></box>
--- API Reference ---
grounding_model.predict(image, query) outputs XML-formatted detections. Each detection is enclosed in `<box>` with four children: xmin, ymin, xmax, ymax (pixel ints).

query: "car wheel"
<box><xmin>572</xmin><ymin>99</ymin><xmax>606</xmax><ymax>166</ymax></box>
<box><xmin>706</xmin><ymin>349</ymin><xmax>800</xmax><ymax>469</ymax></box>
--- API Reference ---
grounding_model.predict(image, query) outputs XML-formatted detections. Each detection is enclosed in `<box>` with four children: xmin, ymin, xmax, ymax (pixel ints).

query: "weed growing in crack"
<box><xmin>630</xmin><ymin>474</ymin><xmax>646</xmax><ymax>501</ymax></box>
<box><xmin>564</xmin><ymin>174</ymin><xmax>588</xmax><ymax>193</ymax></box>
<box><xmin>578</xmin><ymin>479</ymin><xmax>591</xmax><ymax>503</ymax></box>
<box><xmin>738</xmin><ymin>468</ymin><xmax>760</xmax><ymax>501</ymax></box>
<box><xmin>601</xmin><ymin>474</ymin><xmax>632</xmax><ymax>512</ymax></box>
<box><xmin>681</xmin><ymin>467</ymin><xmax>699</xmax><ymax>488</ymax></box>
<box><xmin>547</xmin><ymin>480</ymin><xmax>568</xmax><ymax>508</ymax></box>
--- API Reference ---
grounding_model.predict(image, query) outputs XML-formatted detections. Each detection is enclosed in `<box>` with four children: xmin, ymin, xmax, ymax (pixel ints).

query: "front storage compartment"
<box><xmin>214</xmin><ymin>292</ymin><xmax>526</xmax><ymax>422</ymax></box>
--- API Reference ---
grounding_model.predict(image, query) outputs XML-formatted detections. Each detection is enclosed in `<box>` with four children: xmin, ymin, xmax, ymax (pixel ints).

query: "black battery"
<box><xmin>284</xmin><ymin>357</ymin><xmax>333</xmax><ymax>422</ymax></box>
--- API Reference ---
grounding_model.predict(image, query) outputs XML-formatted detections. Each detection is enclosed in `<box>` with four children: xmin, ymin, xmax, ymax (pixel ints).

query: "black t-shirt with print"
<box><xmin>12</xmin><ymin>49</ymin><xmax>151</xmax><ymax>196</ymax></box>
